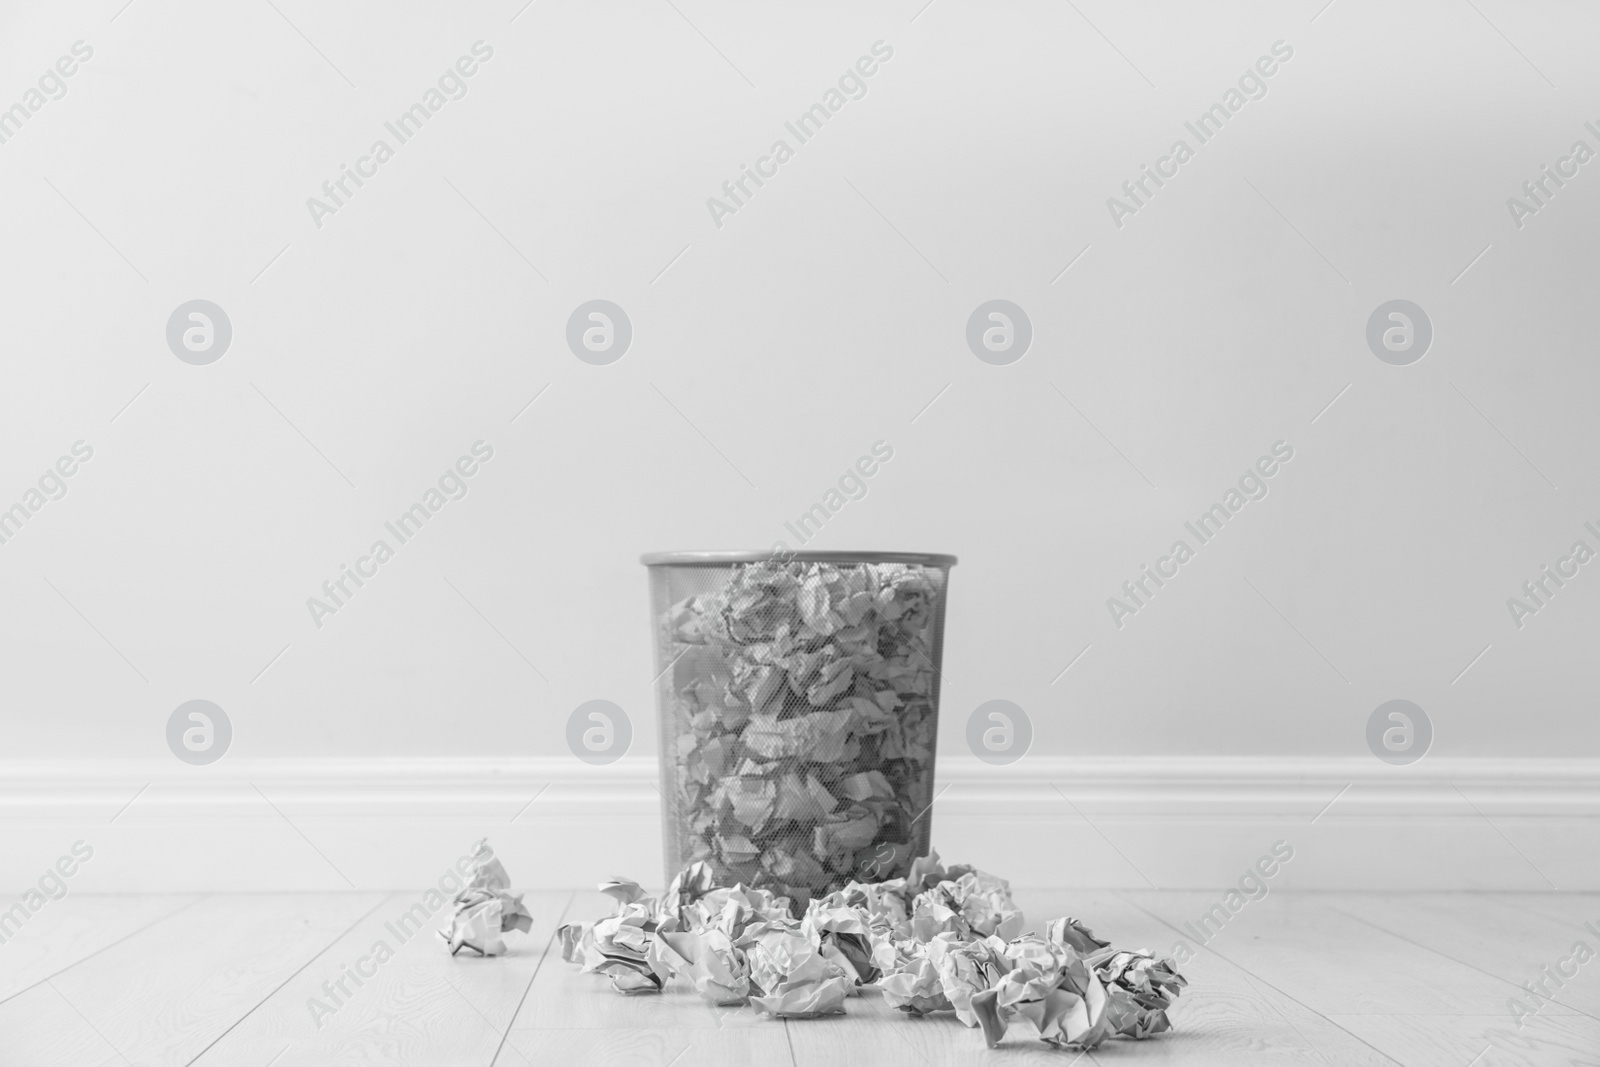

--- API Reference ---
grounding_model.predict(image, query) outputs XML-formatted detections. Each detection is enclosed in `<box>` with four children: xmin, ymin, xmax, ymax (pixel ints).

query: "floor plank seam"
<box><xmin>1325</xmin><ymin>901</ymin><xmax>1600</xmax><ymax>1027</ymax></box>
<box><xmin>1111</xmin><ymin>889</ymin><xmax>1412</xmax><ymax>1067</ymax></box>
<box><xmin>491</xmin><ymin>889</ymin><xmax>574</xmax><ymax>1067</ymax></box>
<box><xmin>1239</xmin><ymin>968</ymin><xmax>1340</xmax><ymax>1067</ymax></box>
<box><xmin>44</xmin><ymin>976</ymin><xmax>136</xmax><ymax>1067</ymax></box>
<box><xmin>781</xmin><ymin>1018</ymin><xmax>796</xmax><ymax>1067</ymax></box>
<box><xmin>182</xmin><ymin>893</ymin><xmax>393</xmax><ymax>1067</ymax></box>
<box><xmin>0</xmin><ymin>893</ymin><xmax>209</xmax><ymax>1010</ymax></box>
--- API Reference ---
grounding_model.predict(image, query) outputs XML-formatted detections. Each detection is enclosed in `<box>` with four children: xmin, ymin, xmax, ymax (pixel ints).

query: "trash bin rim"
<box><xmin>641</xmin><ymin>550</ymin><xmax>957</xmax><ymax>567</ymax></box>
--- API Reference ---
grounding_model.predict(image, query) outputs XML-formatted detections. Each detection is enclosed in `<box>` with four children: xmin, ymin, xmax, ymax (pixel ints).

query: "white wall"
<box><xmin>1</xmin><ymin>1</ymin><xmax>1596</xmax><ymax>889</ymax></box>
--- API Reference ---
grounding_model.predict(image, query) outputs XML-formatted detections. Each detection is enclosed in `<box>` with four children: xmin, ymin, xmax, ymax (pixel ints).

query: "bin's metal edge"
<box><xmin>641</xmin><ymin>550</ymin><xmax>957</xmax><ymax>567</ymax></box>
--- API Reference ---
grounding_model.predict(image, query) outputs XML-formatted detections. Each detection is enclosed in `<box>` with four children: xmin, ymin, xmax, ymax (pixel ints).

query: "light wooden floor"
<box><xmin>1</xmin><ymin>890</ymin><xmax>1597</xmax><ymax>1066</ymax></box>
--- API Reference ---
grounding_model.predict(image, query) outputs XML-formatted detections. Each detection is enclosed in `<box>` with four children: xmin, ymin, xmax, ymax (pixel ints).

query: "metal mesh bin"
<box><xmin>643</xmin><ymin>550</ymin><xmax>955</xmax><ymax>908</ymax></box>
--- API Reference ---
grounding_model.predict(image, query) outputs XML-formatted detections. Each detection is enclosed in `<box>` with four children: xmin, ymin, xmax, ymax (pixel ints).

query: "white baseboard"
<box><xmin>3</xmin><ymin>757</ymin><xmax>1596</xmax><ymax>893</ymax></box>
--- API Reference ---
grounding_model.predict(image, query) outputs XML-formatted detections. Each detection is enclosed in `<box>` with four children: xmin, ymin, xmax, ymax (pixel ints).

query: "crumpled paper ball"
<box><xmin>810</xmin><ymin>880</ymin><xmax>907</xmax><ymax>943</ymax></box>
<box><xmin>648</xmin><ymin>926</ymin><xmax>750</xmax><ymax>1005</ymax></box>
<box><xmin>970</xmin><ymin>934</ymin><xmax>1111</xmax><ymax>1050</ymax></box>
<box><xmin>801</xmin><ymin>897</ymin><xmax>888</xmax><ymax>986</ymax></box>
<box><xmin>679</xmin><ymin>881</ymin><xmax>791</xmax><ymax>941</ymax></box>
<box><xmin>926</xmin><ymin>933</ymin><xmax>1010</xmax><ymax>1027</ymax></box>
<box><xmin>439</xmin><ymin>838</ymin><xmax>532</xmax><ymax>957</ymax></box>
<box><xmin>658</xmin><ymin>860</ymin><xmax>718</xmax><ymax>924</ymax></box>
<box><xmin>741</xmin><ymin>919</ymin><xmax>853</xmax><ymax>1017</ymax></box>
<box><xmin>879</xmin><ymin>944</ymin><xmax>950</xmax><ymax>1014</ymax></box>
<box><xmin>557</xmin><ymin>876</ymin><xmax>664</xmax><ymax>993</ymax></box>
<box><xmin>1095</xmin><ymin>947</ymin><xmax>1188</xmax><ymax>1038</ymax></box>
<box><xmin>948</xmin><ymin>869</ymin><xmax>1027</xmax><ymax>940</ymax></box>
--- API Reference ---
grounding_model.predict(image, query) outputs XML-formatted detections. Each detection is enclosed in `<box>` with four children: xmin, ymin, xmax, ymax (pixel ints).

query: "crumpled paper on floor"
<box><xmin>742</xmin><ymin>919</ymin><xmax>852</xmax><ymax>1017</ymax></box>
<box><xmin>648</xmin><ymin>926</ymin><xmax>749</xmax><ymax>1004</ymax></box>
<box><xmin>556</xmin><ymin>876</ymin><xmax>664</xmax><ymax>992</ymax></box>
<box><xmin>557</xmin><ymin>847</ymin><xmax>1187</xmax><ymax>1046</ymax></box>
<box><xmin>801</xmin><ymin>898</ymin><xmax>887</xmax><ymax>986</ymax></box>
<box><xmin>908</xmin><ymin>868</ymin><xmax>1027</xmax><ymax>943</ymax></box>
<box><xmin>970</xmin><ymin>934</ymin><xmax>1111</xmax><ymax>1050</ymax></box>
<box><xmin>439</xmin><ymin>838</ymin><xmax>533</xmax><ymax>957</ymax></box>
<box><xmin>1094</xmin><ymin>947</ymin><xmax>1189</xmax><ymax>1038</ymax></box>
<box><xmin>927</xmin><ymin>933</ymin><xmax>1010</xmax><ymax>1026</ymax></box>
<box><xmin>879</xmin><ymin>944</ymin><xmax>950</xmax><ymax>1014</ymax></box>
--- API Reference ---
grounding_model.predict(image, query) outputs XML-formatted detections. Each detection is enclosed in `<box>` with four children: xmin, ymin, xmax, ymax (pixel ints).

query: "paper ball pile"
<box><xmin>558</xmin><ymin>850</ymin><xmax>1186</xmax><ymax>1051</ymax></box>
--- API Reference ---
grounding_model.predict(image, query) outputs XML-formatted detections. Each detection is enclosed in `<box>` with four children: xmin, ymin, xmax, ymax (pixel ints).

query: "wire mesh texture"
<box><xmin>645</xmin><ymin>551</ymin><xmax>956</xmax><ymax>910</ymax></box>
